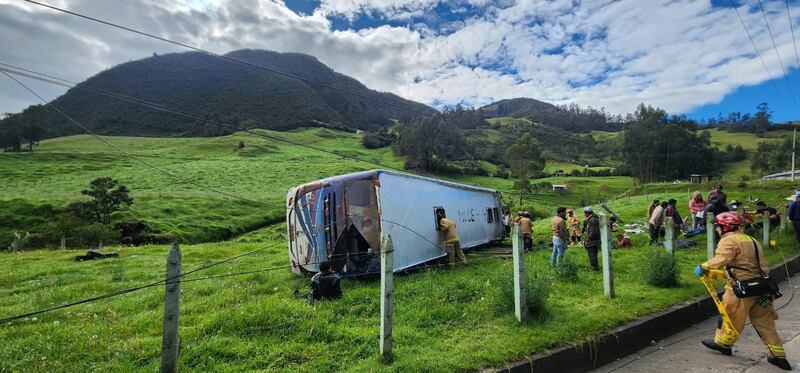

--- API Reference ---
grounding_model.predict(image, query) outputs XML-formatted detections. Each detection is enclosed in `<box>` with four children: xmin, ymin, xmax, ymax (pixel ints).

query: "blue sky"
<box><xmin>3</xmin><ymin>0</ymin><xmax>800</xmax><ymax>123</ymax></box>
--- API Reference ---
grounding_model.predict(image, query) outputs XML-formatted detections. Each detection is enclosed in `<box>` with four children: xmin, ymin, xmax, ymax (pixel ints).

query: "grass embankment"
<box><xmin>2</xmin><ymin>183</ymin><xmax>798</xmax><ymax>371</ymax></box>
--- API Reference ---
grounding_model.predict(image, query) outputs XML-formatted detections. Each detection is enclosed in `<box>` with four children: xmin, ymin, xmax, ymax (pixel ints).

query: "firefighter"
<box><xmin>438</xmin><ymin>211</ymin><xmax>466</xmax><ymax>266</ymax></box>
<box><xmin>694</xmin><ymin>212</ymin><xmax>792</xmax><ymax>370</ymax></box>
<box><xmin>518</xmin><ymin>211</ymin><xmax>533</xmax><ymax>251</ymax></box>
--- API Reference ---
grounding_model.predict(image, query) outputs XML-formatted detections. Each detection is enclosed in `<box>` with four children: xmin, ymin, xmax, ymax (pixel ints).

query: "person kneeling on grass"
<box><xmin>310</xmin><ymin>261</ymin><xmax>342</xmax><ymax>302</ymax></box>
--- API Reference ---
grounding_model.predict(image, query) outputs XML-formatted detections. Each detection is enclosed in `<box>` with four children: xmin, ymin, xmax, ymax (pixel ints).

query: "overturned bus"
<box><xmin>286</xmin><ymin>170</ymin><xmax>504</xmax><ymax>275</ymax></box>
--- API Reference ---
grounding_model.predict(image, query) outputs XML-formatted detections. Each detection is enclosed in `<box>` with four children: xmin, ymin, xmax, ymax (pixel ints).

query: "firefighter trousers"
<box><xmin>445</xmin><ymin>241</ymin><xmax>467</xmax><ymax>266</ymax></box>
<box><xmin>714</xmin><ymin>287</ymin><xmax>785</xmax><ymax>358</ymax></box>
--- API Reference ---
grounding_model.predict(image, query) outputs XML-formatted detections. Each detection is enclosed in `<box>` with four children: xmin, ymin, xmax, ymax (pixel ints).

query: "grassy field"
<box><xmin>2</xmin><ymin>180</ymin><xmax>799</xmax><ymax>371</ymax></box>
<box><xmin>3</xmin><ymin>129</ymin><xmax>800</xmax><ymax>371</ymax></box>
<box><xmin>0</xmin><ymin>129</ymin><xmax>402</xmax><ymax>245</ymax></box>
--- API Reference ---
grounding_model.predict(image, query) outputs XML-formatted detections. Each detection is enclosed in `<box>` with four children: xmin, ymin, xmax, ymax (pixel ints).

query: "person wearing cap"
<box><xmin>694</xmin><ymin>212</ymin><xmax>792</xmax><ymax>370</ymax></box>
<box><xmin>582</xmin><ymin>206</ymin><xmax>600</xmax><ymax>271</ymax></box>
<box><xmin>566</xmin><ymin>208</ymin><xmax>581</xmax><ymax>246</ymax></box>
<box><xmin>788</xmin><ymin>191</ymin><xmax>800</xmax><ymax>245</ymax></box>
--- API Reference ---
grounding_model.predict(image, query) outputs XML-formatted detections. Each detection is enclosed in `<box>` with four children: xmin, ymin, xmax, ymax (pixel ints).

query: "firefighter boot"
<box><xmin>701</xmin><ymin>339</ymin><xmax>732</xmax><ymax>356</ymax></box>
<box><xmin>767</xmin><ymin>357</ymin><xmax>792</xmax><ymax>371</ymax></box>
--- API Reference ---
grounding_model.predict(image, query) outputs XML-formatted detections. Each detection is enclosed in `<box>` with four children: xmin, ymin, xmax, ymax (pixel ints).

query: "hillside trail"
<box><xmin>593</xmin><ymin>274</ymin><xmax>800</xmax><ymax>372</ymax></box>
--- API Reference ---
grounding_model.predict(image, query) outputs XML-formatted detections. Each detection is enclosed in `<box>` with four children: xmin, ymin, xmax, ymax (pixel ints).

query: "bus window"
<box><xmin>487</xmin><ymin>208</ymin><xmax>494</xmax><ymax>223</ymax></box>
<box><xmin>434</xmin><ymin>207</ymin><xmax>445</xmax><ymax>230</ymax></box>
<box><xmin>493</xmin><ymin>207</ymin><xmax>500</xmax><ymax>223</ymax></box>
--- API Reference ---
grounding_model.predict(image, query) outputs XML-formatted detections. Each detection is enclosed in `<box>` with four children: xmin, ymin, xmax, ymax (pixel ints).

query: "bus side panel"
<box><xmin>378</xmin><ymin>173</ymin><xmax>504</xmax><ymax>271</ymax></box>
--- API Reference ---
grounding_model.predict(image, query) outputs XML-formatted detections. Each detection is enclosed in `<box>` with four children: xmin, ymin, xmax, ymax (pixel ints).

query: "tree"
<box><xmin>395</xmin><ymin>113</ymin><xmax>472</xmax><ymax>172</ymax></box>
<box><xmin>621</xmin><ymin>104</ymin><xmax>717</xmax><ymax>183</ymax></box>
<box><xmin>68</xmin><ymin>177</ymin><xmax>134</xmax><ymax>224</ymax></box>
<box><xmin>0</xmin><ymin>126</ymin><xmax>21</xmax><ymax>152</ymax></box>
<box><xmin>21</xmin><ymin>123</ymin><xmax>43</xmax><ymax>152</ymax></box>
<box><xmin>751</xmin><ymin>139</ymin><xmax>791</xmax><ymax>175</ymax></box>
<box><xmin>505</xmin><ymin>133</ymin><xmax>545</xmax><ymax>204</ymax></box>
<box><xmin>751</xmin><ymin>102</ymin><xmax>772</xmax><ymax>136</ymax></box>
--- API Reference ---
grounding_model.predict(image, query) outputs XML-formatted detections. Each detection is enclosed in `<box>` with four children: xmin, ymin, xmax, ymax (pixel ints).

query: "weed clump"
<box><xmin>641</xmin><ymin>249</ymin><xmax>679</xmax><ymax>287</ymax></box>
<box><xmin>496</xmin><ymin>270</ymin><xmax>551</xmax><ymax>320</ymax></box>
<box><xmin>554</xmin><ymin>254</ymin><xmax>579</xmax><ymax>282</ymax></box>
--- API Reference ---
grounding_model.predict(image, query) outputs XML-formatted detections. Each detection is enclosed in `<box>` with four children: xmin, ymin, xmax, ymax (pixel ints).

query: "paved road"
<box><xmin>594</xmin><ymin>274</ymin><xmax>800</xmax><ymax>372</ymax></box>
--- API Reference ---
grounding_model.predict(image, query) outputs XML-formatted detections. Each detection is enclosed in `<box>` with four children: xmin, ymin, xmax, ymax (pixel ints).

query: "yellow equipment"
<box><xmin>699</xmin><ymin>269</ymin><xmax>740</xmax><ymax>340</ymax></box>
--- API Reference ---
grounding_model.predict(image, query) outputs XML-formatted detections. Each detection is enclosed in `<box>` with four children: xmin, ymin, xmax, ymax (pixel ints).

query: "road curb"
<box><xmin>495</xmin><ymin>254</ymin><xmax>800</xmax><ymax>373</ymax></box>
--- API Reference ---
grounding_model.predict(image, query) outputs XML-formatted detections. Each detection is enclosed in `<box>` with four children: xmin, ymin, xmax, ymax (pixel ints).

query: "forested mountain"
<box><xmin>0</xmin><ymin>50</ymin><xmax>434</xmax><ymax>138</ymax></box>
<box><xmin>479</xmin><ymin>97</ymin><xmax>621</xmax><ymax>132</ymax></box>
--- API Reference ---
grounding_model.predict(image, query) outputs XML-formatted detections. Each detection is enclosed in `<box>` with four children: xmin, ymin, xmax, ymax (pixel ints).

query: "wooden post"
<box><xmin>762</xmin><ymin>211</ymin><xmax>770</xmax><ymax>247</ymax></box>
<box><xmin>706</xmin><ymin>213</ymin><xmax>715</xmax><ymax>260</ymax></box>
<box><xmin>511</xmin><ymin>223</ymin><xmax>527</xmax><ymax>322</ymax></box>
<box><xmin>160</xmin><ymin>243</ymin><xmax>181</xmax><ymax>373</ymax></box>
<box><xmin>380</xmin><ymin>235</ymin><xmax>394</xmax><ymax>362</ymax></box>
<box><xmin>780</xmin><ymin>208</ymin><xmax>787</xmax><ymax>231</ymax></box>
<box><xmin>664</xmin><ymin>217</ymin><xmax>674</xmax><ymax>255</ymax></box>
<box><xmin>600</xmin><ymin>214</ymin><xmax>614</xmax><ymax>299</ymax></box>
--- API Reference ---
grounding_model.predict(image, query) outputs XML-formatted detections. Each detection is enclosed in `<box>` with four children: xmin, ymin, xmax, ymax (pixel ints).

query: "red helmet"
<box><xmin>715</xmin><ymin>212</ymin><xmax>744</xmax><ymax>232</ymax></box>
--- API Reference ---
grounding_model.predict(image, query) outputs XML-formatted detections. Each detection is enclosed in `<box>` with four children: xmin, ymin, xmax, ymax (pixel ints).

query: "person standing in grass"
<box><xmin>664</xmin><ymin>198</ymin><xmax>684</xmax><ymax>231</ymax></box>
<box><xmin>788</xmin><ymin>191</ymin><xmax>800</xmax><ymax>245</ymax></box>
<box><xmin>502</xmin><ymin>210</ymin><xmax>511</xmax><ymax>237</ymax></box>
<box><xmin>551</xmin><ymin>207</ymin><xmax>568</xmax><ymax>266</ymax></box>
<box><xmin>582</xmin><ymin>207</ymin><xmax>600</xmax><ymax>271</ymax></box>
<box><xmin>518</xmin><ymin>211</ymin><xmax>533</xmax><ymax>251</ymax></box>
<box><xmin>438</xmin><ymin>210</ymin><xmax>467</xmax><ymax>266</ymax></box>
<box><xmin>649</xmin><ymin>201</ymin><xmax>666</xmax><ymax>245</ymax></box>
<box><xmin>566</xmin><ymin>208</ymin><xmax>581</xmax><ymax>246</ymax></box>
<box><xmin>647</xmin><ymin>199</ymin><xmax>660</xmax><ymax>219</ymax></box>
<box><xmin>708</xmin><ymin>184</ymin><xmax>727</xmax><ymax>206</ymax></box>
<box><xmin>689</xmin><ymin>191</ymin><xmax>706</xmax><ymax>229</ymax></box>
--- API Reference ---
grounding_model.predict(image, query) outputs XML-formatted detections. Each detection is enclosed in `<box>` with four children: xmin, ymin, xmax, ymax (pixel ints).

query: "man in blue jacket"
<box><xmin>788</xmin><ymin>191</ymin><xmax>800</xmax><ymax>245</ymax></box>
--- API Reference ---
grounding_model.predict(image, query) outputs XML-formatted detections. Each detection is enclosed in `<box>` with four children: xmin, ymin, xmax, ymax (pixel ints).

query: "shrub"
<box><xmin>494</xmin><ymin>168</ymin><xmax>510</xmax><ymax>179</ymax></box>
<box><xmin>496</xmin><ymin>269</ymin><xmax>551</xmax><ymax>320</ymax></box>
<box><xmin>361</xmin><ymin>132</ymin><xmax>394</xmax><ymax>149</ymax></box>
<box><xmin>555</xmin><ymin>254</ymin><xmax>579</xmax><ymax>282</ymax></box>
<box><xmin>641</xmin><ymin>249</ymin><xmax>679</xmax><ymax>287</ymax></box>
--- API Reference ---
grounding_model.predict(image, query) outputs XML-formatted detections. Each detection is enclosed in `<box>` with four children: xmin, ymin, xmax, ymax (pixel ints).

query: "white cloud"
<box><xmin>1</xmin><ymin>0</ymin><xmax>800</xmax><ymax>117</ymax></box>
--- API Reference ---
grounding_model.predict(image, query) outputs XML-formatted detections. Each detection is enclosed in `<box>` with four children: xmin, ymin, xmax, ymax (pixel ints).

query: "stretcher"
<box><xmin>699</xmin><ymin>269</ymin><xmax>740</xmax><ymax>340</ymax></box>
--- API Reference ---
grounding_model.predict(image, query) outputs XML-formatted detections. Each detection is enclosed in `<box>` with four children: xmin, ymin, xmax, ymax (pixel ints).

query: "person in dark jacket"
<box><xmin>705</xmin><ymin>196</ymin><xmax>729</xmax><ymax>241</ymax></box>
<box><xmin>310</xmin><ymin>261</ymin><xmax>342</xmax><ymax>301</ymax></box>
<box><xmin>788</xmin><ymin>191</ymin><xmax>800</xmax><ymax>245</ymax></box>
<box><xmin>582</xmin><ymin>207</ymin><xmax>600</xmax><ymax>271</ymax></box>
<box><xmin>708</xmin><ymin>184</ymin><xmax>727</xmax><ymax>206</ymax></box>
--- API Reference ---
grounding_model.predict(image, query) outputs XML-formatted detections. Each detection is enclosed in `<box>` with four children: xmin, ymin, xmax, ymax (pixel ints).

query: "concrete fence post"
<box><xmin>511</xmin><ymin>223</ymin><xmax>527</xmax><ymax>322</ymax></box>
<box><xmin>664</xmin><ymin>217</ymin><xmax>674</xmax><ymax>255</ymax></box>
<box><xmin>780</xmin><ymin>208</ymin><xmax>787</xmax><ymax>231</ymax></box>
<box><xmin>763</xmin><ymin>211</ymin><xmax>770</xmax><ymax>247</ymax></box>
<box><xmin>11</xmin><ymin>236</ymin><xmax>19</xmax><ymax>252</ymax></box>
<box><xmin>706</xmin><ymin>213</ymin><xmax>715</xmax><ymax>260</ymax></box>
<box><xmin>160</xmin><ymin>243</ymin><xmax>181</xmax><ymax>373</ymax></box>
<box><xmin>380</xmin><ymin>235</ymin><xmax>394</xmax><ymax>362</ymax></box>
<box><xmin>60</xmin><ymin>235</ymin><xmax>66</xmax><ymax>250</ymax></box>
<box><xmin>599</xmin><ymin>214</ymin><xmax>614</xmax><ymax>299</ymax></box>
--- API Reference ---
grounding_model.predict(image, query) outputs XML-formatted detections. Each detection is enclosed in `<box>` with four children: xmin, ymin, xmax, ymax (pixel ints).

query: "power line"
<box><xmin>0</xmin><ymin>241</ymin><xmax>280</xmax><ymax>324</ymax></box>
<box><xmin>22</xmin><ymin>0</ymin><xmax>432</xmax><ymax>117</ymax></box>
<box><xmin>1</xmin><ymin>70</ymin><xmax>272</xmax><ymax>207</ymax></box>
<box><xmin>757</xmin><ymin>0</ymin><xmax>800</xmax><ymax>111</ymax></box>
<box><xmin>729</xmin><ymin>0</ymin><xmax>791</xmax><ymax>108</ymax></box>
<box><xmin>788</xmin><ymin>0</ymin><xmax>800</xmax><ymax>70</ymax></box>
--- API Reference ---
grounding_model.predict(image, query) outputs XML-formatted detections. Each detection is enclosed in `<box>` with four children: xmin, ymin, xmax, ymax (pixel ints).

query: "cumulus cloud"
<box><xmin>1</xmin><ymin>0</ymin><xmax>799</xmax><ymax>117</ymax></box>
